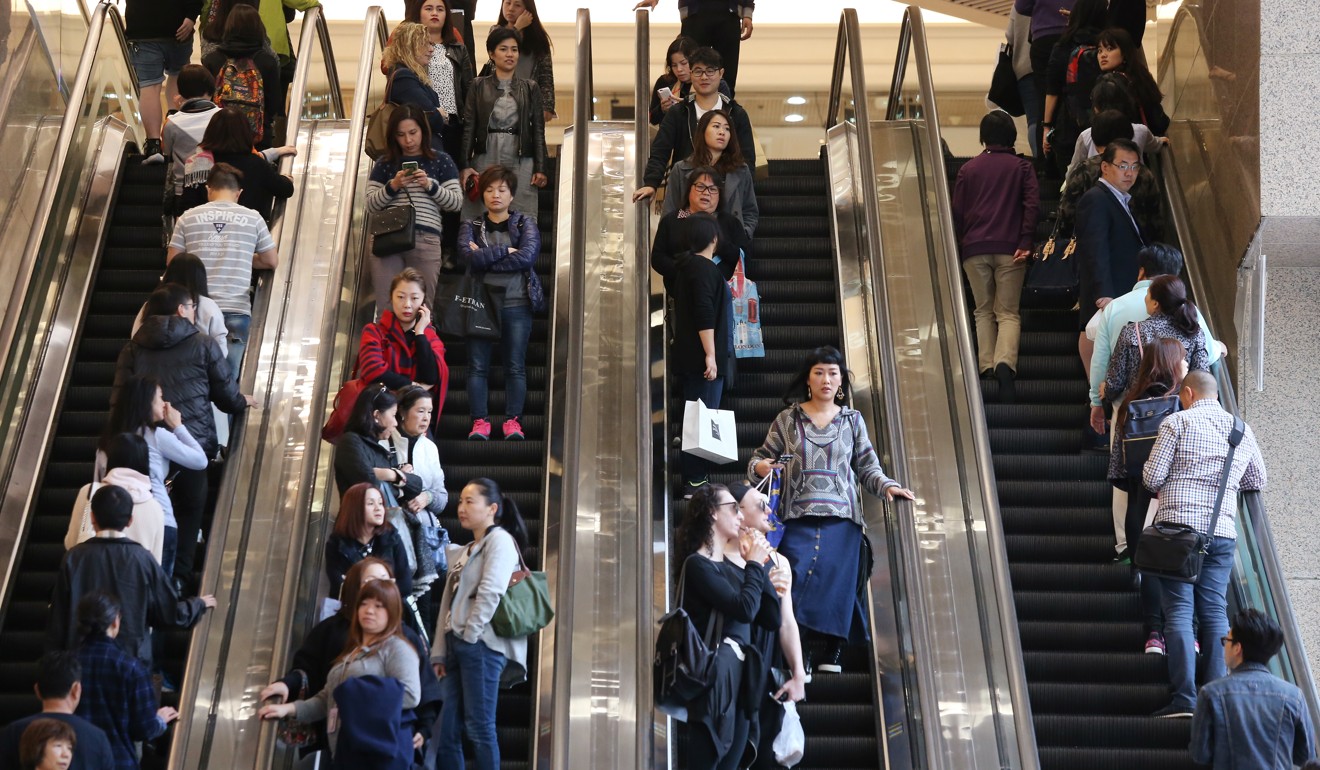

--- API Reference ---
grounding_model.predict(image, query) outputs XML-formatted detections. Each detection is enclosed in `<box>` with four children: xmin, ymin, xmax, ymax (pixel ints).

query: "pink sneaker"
<box><xmin>468</xmin><ymin>418</ymin><xmax>491</xmax><ymax>440</ymax></box>
<box><xmin>502</xmin><ymin>417</ymin><xmax>525</xmax><ymax>440</ymax></box>
<box><xmin>1144</xmin><ymin>632</ymin><xmax>1166</xmax><ymax>655</ymax></box>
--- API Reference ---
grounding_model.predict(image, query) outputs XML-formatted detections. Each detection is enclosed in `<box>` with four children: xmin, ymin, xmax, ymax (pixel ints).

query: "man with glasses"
<box><xmin>1190</xmin><ymin>609</ymin><xmax>1314</xmax><ymax>766</ymax></box>
<box><xmin>1072</xmin><ymin>138</ymin><xmax>1151</xmax><ymax>449</ymax></box>
<box><xmin>634</xmin><ymin>47</ymin><xmax>755</xmax><ymax>204</ymax></box>
<box><xmin>635</xmin><ymin>0</ymin><xmax>754</xmax><ymax>96</ymax></box>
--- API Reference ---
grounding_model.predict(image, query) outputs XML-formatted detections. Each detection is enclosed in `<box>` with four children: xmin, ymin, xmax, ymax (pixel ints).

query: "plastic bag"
<box><xmin>773</xmin><ymin>700</ymin><xmax>805</xmax><ymax>767</ymax></box>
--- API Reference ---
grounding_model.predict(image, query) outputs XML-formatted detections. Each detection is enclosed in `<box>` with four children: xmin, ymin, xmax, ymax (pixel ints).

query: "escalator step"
<box><xmin>1018</xmin><ymin>331</ymin><xmax>1080</xmax><ymax>356</ymax></box>
<box><xmin>1023</xmin><ymin>651</ymin><xmax>1166</xmax><ymax>683</ymax></box>
<box><xmin>1005</xmin><ymin>534</ymin><xmax>1115</xmax><ymax>562</ymax></box>
<box><xmin>989</xmin><ymin>427</ymin><xmax>1089</xmax><ymax>454</ymax></box>
<box><xmin>992</xmin><ymin>452</ymin><xmax>1107</xmax><ymax>479</ymax></box>
<box><xmin>755</xmin><ymin>280</ymin><xmax>837</xmax><ymax>303</ymax></box>
<box><xmin>1014</xmin><ymin>354</ymin><xmax>1086</xmax><ymax>380</ymax></box>
<box><xmin>101</xmin><ymin>247</ymin><xmax>166</xmax><ymax>270</ymax></box>
<box><xmin>107</xmin><ymin>226</ymin><xmax>166</xmax><ymax>249</ymax></box>
<box><xmin>1039</xmin><ymin>748</ymin><xmax>1198</xmax><ymax>770</ymax></box>
<box><xmin>1019</xmin><ymin>620</ymin><xmax>1145</xmax><ymax>651</ymax></box>
<box><xmin>982</xmin><ymin>378</ymin><xmax>1087</xmax><ymax>404</ymax></box>
<box><xmin>996</xmin><ymin>479</ymin><xmax>1111</xmax><ymax>506</ymax></box>
<box><xmin>755</xmin><ymin>175</ymin><xmax>827</xmax><ymax>196</ymax></box>
<box><xmin>1009</xmin><ymin>563</ymin><xmax>1135</xmax><ymax>593</ymax></box>
<box><xmin>1036</xmin><ymin>714</ymin><xmax>1194</xmax><ymax>748</ymax></box>
<box><xmin>742</xmin><ymin>261</ymin><xmax>835</xmax><ymax>282</ymax></box>
<box><xmin>755</xmin><ymin>217</ymin><xmax>830</xmax><ymax>238</ymax></box>
<box><xmin>758</xmin><ymin>196</ymin><xmax>830</xmax><ymax>217</ymax></box>
<box><xmin>111</xmin><ymin>204</ymin><xmax>167</xmax><ymax>227</ymax></box>
<box><xmin>1029</xmin><ymin>682</ymin><xmax>1171</xmax><ymax>715</ymax></box>
<box><xmin>753</xmin><ymin>237</ymin><xmax>832</xmax><ymax>260</ymax></box>
<box><xmin>767</xmin><ymin>159</ymin><xmax>825</xmax><ymax>176</ymax></box>
<box><xmin>1000</xmin><ymin>506</ymin><xmax>1112</xmax><ymax>535</ymax></box>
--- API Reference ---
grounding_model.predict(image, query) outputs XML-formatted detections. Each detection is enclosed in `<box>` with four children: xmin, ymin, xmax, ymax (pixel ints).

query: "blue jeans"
<box><xmin>1017</xmin><ymin>74</ymin><xmax>1042</xmax><ymax>159</ymax></box>
<box><xmin>1159</xmin><ymin>535</ymin><xmax>1235</xmax><ymax>708</ymax></box>
<box><xmin>466</xmin><ymin>303</ymin><xmax>533</xmax><ymax>420</ymax></box>
<box><xmin>222</xmin><ymin>312</ymin><xmax>251</xmax><ymax>379</ymax></box>
<box><xmin>160</xmin><ymin>525</ymin><xmax>178</xmax><ymax>582</ymax></box>
<box><xmin>679</xmin><ymin>373</ymin><xmax>724</xmax><ymax>484</ymax></box>
<box><xmin>436</xmin><ymin>633</ymin><xmax>507</xmax><ymax>770</ymax></box>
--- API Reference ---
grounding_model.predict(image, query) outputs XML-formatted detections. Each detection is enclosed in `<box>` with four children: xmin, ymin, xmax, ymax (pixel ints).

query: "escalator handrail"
<box><xmin>1157</xmin><ymin>148</ymin><xmax>1320</xmax><ymax>735</ymax></box>
<box><xmin>0</xmin><ymin>0</ymin><xmax>137</xmax><ymax>616</ymax></box>
<box><xmin>166</xmin><ymin>6</ymin><xmax>349</xmax><ymax>767</ymax></box>
<box><xmin>884</xmin><ymin>7</ymin><xmax>1040</xmax><ymax>768</ymax></box>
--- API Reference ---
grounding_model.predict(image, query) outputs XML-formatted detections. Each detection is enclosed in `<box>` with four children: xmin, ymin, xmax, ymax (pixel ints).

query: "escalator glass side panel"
<box><xmin>0</xmin><ymin>1</ymin><xmax>139</xmax><ymax>517</ymax></box>
<box><xmin>865</xmin><ymin>119</ymin><xmax>1024</xmax><ymax>769</ymax></box>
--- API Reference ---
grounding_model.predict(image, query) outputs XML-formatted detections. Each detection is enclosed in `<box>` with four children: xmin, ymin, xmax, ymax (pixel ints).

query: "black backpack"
<box><xmin>654</xmin><ymin>560</ymin><xmax>722</xmax><ymax>720</ymax></box>
<box><xmin>1063</xmin><ymin>43</ymin><xmax>1102</xmax><ymax>131</ymax></box>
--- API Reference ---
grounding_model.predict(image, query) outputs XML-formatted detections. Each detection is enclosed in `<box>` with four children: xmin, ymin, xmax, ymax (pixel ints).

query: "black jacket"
<box><xmin>651</xmin><ymin>210</ymin><xmax>746</xmax><ymax>294</ymax></box>
<box><xmin>387</xmin><ymin>65</ymin><xmax>446</xmax><ymax>138</ymax></box>
<box><xmin>47</xmin><ymin>537</ymin><xmax>207</xmax><ymax>666</ymax></box>
<box><xmin>201</xmin><ymin>35</ymin><xmax>282</xmax><ymax>145</ymax></box>
<box><xmin>332</xmin><ymin>431</ymin><xmax>423</xmax><ymax>500</ymax></box>
<box><xmin>124</xmin><ymin>0</ymin><xmax>202</xmax><ymax>41</ymax></box>
<box><xmin>459</xmin><ymin>75</ymin><xmax>547</xmax><ymax>175</ymax></box>
<box><xmin>324</xmin><ymin>530</ymin><xmax>414</xmax><ymax>600</ymax></box>
<box><xmin>669</xmin><ymin>253</ymin><xmax>732</xmax><ymax>378</ymax></box>
<box><xmin>276</xmin><ymin>616</ymin><xmax>441</xmax><ymax>756</ymax></box>
<box><xmin>644</xmin><ymin>97</ymin><xmax>756</xmax><ymax>188</ymax></box>
<box><xmin>114</xmin><ymin>315</ymin><xmax>247</xmax><ymax>457</ymax></box>
<box><xmin>1074</xmin><ymin>182</ymin><xmax>1150</xmax><ymax>308</ymax></box>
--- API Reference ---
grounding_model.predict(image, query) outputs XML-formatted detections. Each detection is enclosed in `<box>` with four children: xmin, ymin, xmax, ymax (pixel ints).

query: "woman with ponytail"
<box><xmin>1102</xmin><ymin>274</ymin><xmax>1209</xmax><ymax>407</ymax></box>
<box><xmin>430</xmin><ymin>477</ymin><xmax>529</xmax><ymax>770</ymax></box>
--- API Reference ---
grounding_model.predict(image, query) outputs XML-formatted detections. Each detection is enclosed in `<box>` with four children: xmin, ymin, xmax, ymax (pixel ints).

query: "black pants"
<box><xmin>1029</xmin><ymin>33</ymin><xmax>1060</xmax><ymax>173</ymax></box>
<box><xmin>170</xmin><ymin>463</ymin><xmax>210</xmax><ymax>580</ymax></box>
<box><xmin>1124</xmin><ymin>479</ymin><xmax>1165</xmax><ymax>635</ymax></box>
<box><xmin>681</xmin><ymin>9</ymin><xmax>743</xmax><ymax>97</ymax></box>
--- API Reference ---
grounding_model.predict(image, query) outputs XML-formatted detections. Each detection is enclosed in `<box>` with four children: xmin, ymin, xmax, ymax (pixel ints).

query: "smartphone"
<box><xmin>777</xmin><ymin>453</ymin><xmax>793</xmax><ymax>464</ymax></box>
<box><xmin>658</xmin><ymin>86</ymin><xmax>673</xmax><ymax>101</ymax></box>
<box><xmin>402</xmin><ymin>161</ymin><xmax>419</xmax><ymax>173</ymax></box>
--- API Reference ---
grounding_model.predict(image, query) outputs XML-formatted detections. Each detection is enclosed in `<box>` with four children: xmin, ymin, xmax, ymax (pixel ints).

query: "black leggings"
<box><xmin>687</xmin><ymin>714</ymin><xmax>750</xmax><ymax>770</ymax></box>
<box><xmin>680</xmin><ymin>9</ymin><xmax>744</xmax><ymax>97</ymax></box>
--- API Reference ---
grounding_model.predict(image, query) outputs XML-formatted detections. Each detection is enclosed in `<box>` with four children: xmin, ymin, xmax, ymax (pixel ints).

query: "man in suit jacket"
<box><xmin>1073</xmin><ymin>138</ymin><xmax>1149</xmax><ymax>382</ymax></box>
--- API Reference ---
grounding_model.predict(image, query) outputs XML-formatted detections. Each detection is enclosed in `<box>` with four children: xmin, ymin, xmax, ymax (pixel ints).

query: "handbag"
<box><xmin>368</xmin><ymin>201</ymin><xmax>416</xmax><ymax>257</ymax></box>
<box><xmin>654</xmin><ymin>562</ymin><xmax>723</xmax><ymax>721</ymax></box>
<box><xmin>320</xmin><ymin>372</ymin><xmax>371</xmax><ymax>445</ymax></box>
<box><xmin>1120</xmin><ymin>323</ymin><xmax>1181</xmax><ymax>477</ymax></box>
<box><xmin>728</xmin><ymin>255</ymin><xmax>764</xmax><ymax>359</ymax></box>
<box><xmin>987</xmin><ymin>43</ymin><xmax>1025</xmax><ymax>116</ymax></box>
<box><xmin>491</xmin><ymin>539</ymin><xmax>554</xmax><ymax>638</ymax></box>
<box><xmin>437</xmin><ymin>270</ymin><xmax>502</xmax><ymax>340</ymax></box>
<box><xmin>1133</xmin><ymin>416</ymin><xmax>1244</xmax><ymax>583</ymax></box>
<box><xmin>1023</xmin><ymin>215</ymin><xmax>1078</xmax><ymax>306</ymax></box>
<box><xmin>364</xmin><ymin>71</ymin><xmax>399</xmax><ymax>161</ymax></box>
<box><xmin>274</xmin><ymin>669</ymin><xmax>317</xmax><ymax>748</ymax></box>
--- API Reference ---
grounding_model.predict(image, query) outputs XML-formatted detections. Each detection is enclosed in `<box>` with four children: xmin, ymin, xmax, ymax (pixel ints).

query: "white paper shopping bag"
<box><xmin>681</xmin><ymin>399</ymin><xmax>738</xmax><ymax>465</ymax></box>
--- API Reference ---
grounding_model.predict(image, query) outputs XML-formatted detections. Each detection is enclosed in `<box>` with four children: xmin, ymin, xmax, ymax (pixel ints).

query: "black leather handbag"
<box><xmin>1133</xmin><ymin>416</ymin><xmax>1244</xmax><ymax>583</ymax></box>
<box><xmin>1023</xmin><ymin>216</ymin><xmax>1078</xmax><ymax>306</ymax></box>
<box><xmin>368</xmin><ymin>185</ymin><xmax>416</xmax><ymax>257</ymax></box>
<box><xmin>654</xmin><ymin>562</ymin><xmax>723</xmax><ymax>721</ymax></box>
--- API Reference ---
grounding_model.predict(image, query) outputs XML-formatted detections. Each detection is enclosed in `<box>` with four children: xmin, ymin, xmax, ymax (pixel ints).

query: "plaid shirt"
<box><xmin>1144</xmin><ymin>399</ymin><xmax>1267</xmax><ymax>539</ymax></box>
<box><xmin>75</xmin><ymin>637</ymin><xmax>166</xmax><ymax>770</ymax></box>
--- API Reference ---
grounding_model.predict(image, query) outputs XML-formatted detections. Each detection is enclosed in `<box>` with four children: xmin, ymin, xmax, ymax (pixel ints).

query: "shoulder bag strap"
<box><xmin>1133</xmin><ymin>320</ymin><xmax>1142</xmax><ymax>357</ymax></box>
<box><xmin>1203</xmin><ymin>416</ymin><xmax>1245</xmax><ymax>547</ymax></box>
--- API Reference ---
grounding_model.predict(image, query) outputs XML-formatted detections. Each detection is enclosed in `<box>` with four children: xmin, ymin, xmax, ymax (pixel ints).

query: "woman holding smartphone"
<box><xmin>366</xmin><ymin>104</ymin><xmax>464</xmax><ymax>310</ymax></box>
<box><xmin>358</xmin><ymin>268</ymin><xmax>451</xmax><ymax>419</ymax></box>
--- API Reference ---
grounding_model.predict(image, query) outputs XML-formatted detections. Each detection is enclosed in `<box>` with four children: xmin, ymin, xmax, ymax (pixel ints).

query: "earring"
<box><xmin>835</xmin><ymin>389</ymin><xmax>846</xmax><ymax>404</ymax></box>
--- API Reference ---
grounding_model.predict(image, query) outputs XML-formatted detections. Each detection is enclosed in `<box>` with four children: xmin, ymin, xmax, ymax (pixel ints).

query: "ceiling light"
<box><xmin>784</xmin><ymin>113</ymin><xmax>805</xmax><ymax>123</ymax></box>
<box><xmin>786</xmin><ymin>96</ymin><xmax>807</xmax><ymax>105</ymax></box>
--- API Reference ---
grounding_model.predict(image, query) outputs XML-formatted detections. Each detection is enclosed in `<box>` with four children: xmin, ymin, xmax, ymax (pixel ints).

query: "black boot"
<box><xmin>995</xmin><ymin>363</ymin><xmax>1016</xmax><ymax>405</ymax></box>
<box><xmin>818</xmin><ymin>639</ymin><xmax>844</xmax><ymax>673</ymax></box>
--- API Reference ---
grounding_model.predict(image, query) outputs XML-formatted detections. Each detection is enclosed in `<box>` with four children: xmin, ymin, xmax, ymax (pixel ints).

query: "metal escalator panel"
<box><xmin>166</xmin><ymin>7</ymin><xmax>352</xmax><ymax>768</ymax></box>
<box><xmin>823</xmin><ymin>7</ymin><xmax>1037</xmax><ymax>770</ymax></box>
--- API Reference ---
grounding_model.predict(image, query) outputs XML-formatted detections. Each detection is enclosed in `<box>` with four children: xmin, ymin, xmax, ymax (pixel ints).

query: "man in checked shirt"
<box><xmin>1143</xmin><ymin>370</ymin><xmax>1267</xmax><ymax>719</ymax></box>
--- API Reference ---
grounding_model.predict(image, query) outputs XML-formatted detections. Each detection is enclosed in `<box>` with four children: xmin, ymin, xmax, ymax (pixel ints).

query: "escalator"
<box><xmin>661</xmin><ymin>158</ymin><xmax>892</xmax><ymax>769</ymax></box>
<box><xmin>0</xmin><ymin>153</ymin><xmax>170</xmax><ymax>726</ymax></box>
<box><xmin>839</xmin><ymin>6</ymin><xmax>1320</xmax><ymax>770</ymax></box>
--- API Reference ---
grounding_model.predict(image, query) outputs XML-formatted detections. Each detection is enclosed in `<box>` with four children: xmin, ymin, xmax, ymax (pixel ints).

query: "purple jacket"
<box><xmin>951</xmin><ymin>146</ymin><xmax>1040</xmax><ymax>260</ymax></box>
<box><xmin>1013</xmin><ymin>0</ymin><xmax>1073</xmax><ymax>39</ymax></box>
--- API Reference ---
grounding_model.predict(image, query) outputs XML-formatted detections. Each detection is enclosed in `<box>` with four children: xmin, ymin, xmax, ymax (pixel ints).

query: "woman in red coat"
<box><xmin>358</xmin><ymin>268</ymin><xmax>450</xmax><ymax>419</ymax></box>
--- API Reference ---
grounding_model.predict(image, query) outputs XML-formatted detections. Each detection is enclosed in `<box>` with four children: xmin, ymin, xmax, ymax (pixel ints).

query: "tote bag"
<box><xmin>729</xmin><ymin>255</ymin><xmax>764</xmax><ymax>359</ymax></box>
<box><xmin>681</xmin><ymin>399</ymin><xmax>738</xmax><ymax>465</ymax></box>
<box><xmin>491</xmin><ymin>540</ymin><xmax>554</xmax><ymax>638</ymax></box>
<box><xmin>437</xmin><ymin>271</ymin><xmax>502</xmax><ymax>341</ymax></box>
<box><xmin>987</xmin><ymin>43</ymin><xmax>1024</xmax><ymax>116</ymax></box>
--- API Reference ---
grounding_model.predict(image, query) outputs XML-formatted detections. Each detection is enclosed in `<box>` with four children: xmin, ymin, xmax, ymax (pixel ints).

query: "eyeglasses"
<box><xmin>1221</xmin><ymin>635</ymin><xmax>1237</xmax><ymax>646</ymax></box>
<box><xmin>692</xmin><ymin>183</ymin><xmax>720</xmax><ymax>194</ymax></box>
<box><xmin>690</xmin><ymin>68</ymin><xmax>720</xmax><ymax>79</ymax></box>
<box><xmin>713</xmin><ymin>501</ymin><xmax>738</xmax><ymax>510</ymax></box>
<box><xmin>1109</xmin><ymin>161</ymin><xmax>1142</xmax><ymax>172</ymax></box>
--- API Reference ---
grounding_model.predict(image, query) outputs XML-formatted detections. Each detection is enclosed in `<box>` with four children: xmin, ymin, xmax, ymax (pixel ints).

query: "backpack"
<box><xmin>215</xmin><ymin>57</ymin><xmax>265</xmax><ymax>142</ymax></box>
<box><xmin>1063</xmin><ymin>43</ymin><xmax>1102</xmax><ymax>131</ymax></box>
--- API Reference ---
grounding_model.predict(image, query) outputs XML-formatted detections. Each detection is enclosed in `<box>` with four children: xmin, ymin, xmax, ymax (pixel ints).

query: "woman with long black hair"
<box><xmin>672</xmin><ymin>483</ymin><xmax>775</xmax><ymax>769</ymax></box>
<box><xmin>1096</xmin><ymin>27</ymin><xmax>1169</xmax><ymax>135</ymax></box>
<box><xmin>748</xmin><ymin>346</ymin><xmax>915</xmax><ymax>674</ymax></box>
<box><xmin>431</xmin><ymin>477</ymin><xmax>531</xmax><ymax>770</ymax></box>
<box><xmin>663</xmin><ymin>108</ymin><xmax>759</xmax><ymax>237</ymax></box>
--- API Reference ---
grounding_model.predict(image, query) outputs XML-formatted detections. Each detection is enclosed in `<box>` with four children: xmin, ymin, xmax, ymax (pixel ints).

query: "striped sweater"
<box><xmin>366</xmin><ymin>153</ymin><xmax>463</xmax><ymax>236</ymax></box>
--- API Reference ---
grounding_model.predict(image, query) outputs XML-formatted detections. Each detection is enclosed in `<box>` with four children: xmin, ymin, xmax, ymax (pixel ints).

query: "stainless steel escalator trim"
<box><xmin>1158</xmin><ymin>151</ymin><xmax>1320</xmax><ymax>735</ymax></box>
<box><xmin>898</xmin><ymin>9</ymin><xmax>1038</xmax><ymax>767</ymax></box>
<box><xmin>826</xmin><ymin>12</ymin><xmax>928</xmax><ymax>768</ymax></box>
<box><xmin>0</xmin><ymin>22</ymin><xmax>39</xmax><ymax>128</ymax></box>
<box><xmin>543</xmin><ymin>11</ymin><xmax>591</xmax><ymax>769</ymax></box>
<box><xmin>167</xmin><ymin>6</ymin><xmax>349</xmax><ymax>768</ymax></box>
<box><xmin>0</xmin><ymin>0</ymin><xmax>136</xmax><ymax>620</ymax></box>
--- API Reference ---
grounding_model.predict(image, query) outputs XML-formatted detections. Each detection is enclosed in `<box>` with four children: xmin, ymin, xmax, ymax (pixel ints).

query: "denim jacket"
<box><xmin>1190</xmin><ymin>662</ymin><xmax>1315</xmax><ymax>770</ymax></box>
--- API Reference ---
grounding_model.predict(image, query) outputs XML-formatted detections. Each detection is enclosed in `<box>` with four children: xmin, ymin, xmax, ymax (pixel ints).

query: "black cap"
<box><xmin>727</xmin><ymin>481</ymin><xmax>754</xmax><ymax>503</ymax></box>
